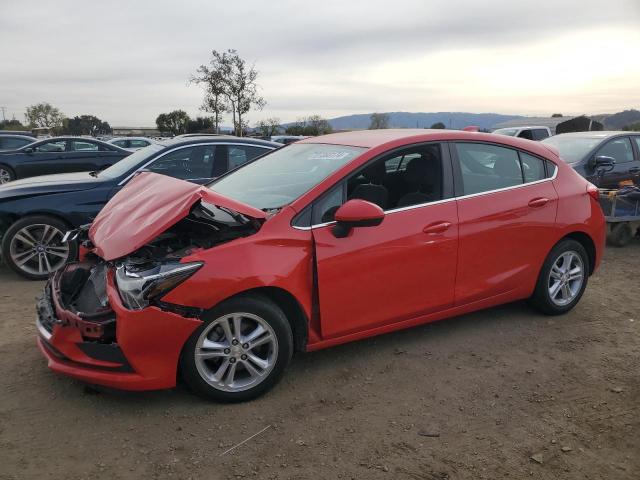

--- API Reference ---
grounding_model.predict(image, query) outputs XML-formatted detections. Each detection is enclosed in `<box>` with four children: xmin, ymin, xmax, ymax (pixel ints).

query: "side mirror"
<box><xmin>592</xmin><ymin>155</ymin><xmax>615</xmax><ymax>175</ymax></box>
<box><xmin>332</xmin><ymin>199</ymin><xmax>385</xmax><ymax>238</ymax></box>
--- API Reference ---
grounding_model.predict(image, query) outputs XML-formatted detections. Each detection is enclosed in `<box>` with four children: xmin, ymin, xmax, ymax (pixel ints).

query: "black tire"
<box><xmin>180</xmin><ymin>294</ymin><xmax>293</xmax><ymax>402</ymax></box>
<box><xmin>607</xmin><ymin>222</ymin><xmax>633</xmax><ymax>247</ymax></box>
<box><xmin>0</xmin><ymin>164</ymin><xmax>16</xmax><ymax>184</ymax></box>
<box><xmin>529</xmin><ymin>239</ymin><xmax>589</xmax><ymax>316</ymax></box>
<box><xmin>1</xmin><ymin>215</ymin><xmax>78</xmax><ymax>280</ymax></box>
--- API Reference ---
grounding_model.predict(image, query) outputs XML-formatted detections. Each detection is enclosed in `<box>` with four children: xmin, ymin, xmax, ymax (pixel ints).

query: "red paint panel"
<box><xmin>455</xmin><ymin>181</ymin><xmax>559</xmax><ymax>305</ymax></box>
<box><xmin>313</xmin><ymin>201</ymin><xmax>458</xmax><ymax>339</ymax></box>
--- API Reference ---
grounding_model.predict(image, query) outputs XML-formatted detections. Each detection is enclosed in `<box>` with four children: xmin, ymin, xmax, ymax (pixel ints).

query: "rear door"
<box><xmin>311</xmin><ymin>143</ymin><xmax>458</xmax><ymax>339</ymax></box>
<box><xmin>452</xmin><ymin>142</ymin><xmax>559</xmax><ymax>305</ymax></box>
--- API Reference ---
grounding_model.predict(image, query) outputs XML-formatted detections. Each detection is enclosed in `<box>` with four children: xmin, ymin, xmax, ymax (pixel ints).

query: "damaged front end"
<box><xmin>36</xmin><ymin>172</ymin><xmax>268</xmax><ymax>390</ymax></box>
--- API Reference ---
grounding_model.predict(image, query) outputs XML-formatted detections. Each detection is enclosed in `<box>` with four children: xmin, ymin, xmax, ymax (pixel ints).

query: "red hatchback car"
<box><xmin>36</xmin><ymin>130</ymin><xmax>605</xmax><ymax>402</ymax></box>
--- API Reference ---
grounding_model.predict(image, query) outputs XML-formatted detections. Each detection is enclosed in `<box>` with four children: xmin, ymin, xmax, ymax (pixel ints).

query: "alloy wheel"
<box><xmin>0</xmin><ymin>168</ymin><xmax>12</xmax><ymax>184</ymax></box>
<box><xmin>547</xmin><ymin>251</ymin><xmax>584</xmax><ymax>307</ymax></box>
<box><xmin>8</xmin><ymin>224</ymin><xmax>70</xmax><ymax>276</ymax></box>
<box><xmin>194</xmin><ymin>312</ymin><xmax>279</xmax><ymax>393</ymax></box>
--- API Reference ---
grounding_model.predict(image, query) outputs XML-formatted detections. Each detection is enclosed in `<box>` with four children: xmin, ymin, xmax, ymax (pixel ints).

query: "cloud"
<box><xmin>1</xmin><ymin>0</ymin><xmax>638</xmax><ymax>125</ymax></box>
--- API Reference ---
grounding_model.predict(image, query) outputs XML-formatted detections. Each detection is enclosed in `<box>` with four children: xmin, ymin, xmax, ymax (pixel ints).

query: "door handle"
<box><xmin>528</xmin><ymin>197</ymin><xmax>549</xmax><ymax>208</ymax></box>
<box><xmin>628</xmin><ymin>167</ymin><xmax>640</xmax><ymax>174</ymax></box>
<box><xmin>423</xmin><ymin>221</ymin><xmax>452</xmax><ymax>234</ymax></box>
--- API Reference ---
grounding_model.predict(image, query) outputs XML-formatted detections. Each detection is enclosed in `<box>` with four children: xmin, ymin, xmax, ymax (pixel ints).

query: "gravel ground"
<box><xmin>0</xmin><ymin>240</ymin><xmax>638</xmax><ymax>480</ymax></box>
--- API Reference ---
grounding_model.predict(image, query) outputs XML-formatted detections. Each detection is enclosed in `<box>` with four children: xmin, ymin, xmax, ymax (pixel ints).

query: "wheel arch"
<box><xmin>222</xmin><ymin>286</ymin><xmax>309</xmax><ymax>352</ymax></box>
<box><xmin>561</xmin><ymin>231</ymin><xmax>596</xmax><ymax>275</ymax></box>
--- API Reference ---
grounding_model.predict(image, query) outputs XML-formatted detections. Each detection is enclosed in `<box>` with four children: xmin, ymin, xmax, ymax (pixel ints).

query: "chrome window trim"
<box><xmin>292</xmin><ymin>164</ymin><xmax>558</xmax><ymax>231</ymax></box>
<box><xmin>117</xmin><ymin>142</ymin><xmax>275</xmax><ymax>186</ymax></box>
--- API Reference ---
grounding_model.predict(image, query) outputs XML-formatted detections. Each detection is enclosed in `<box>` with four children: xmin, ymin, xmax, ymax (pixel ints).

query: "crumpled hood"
<box><xmin>89</xmin><ymin>172</ymin><xmax>267</xmax><ymax>261</ymax></box>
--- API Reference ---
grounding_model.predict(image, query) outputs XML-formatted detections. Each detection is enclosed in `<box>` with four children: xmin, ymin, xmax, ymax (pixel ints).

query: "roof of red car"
<box><xmin>298</xmin><ymin>129</ymin><xmax>560</xmax><ymax>159</ymax></box>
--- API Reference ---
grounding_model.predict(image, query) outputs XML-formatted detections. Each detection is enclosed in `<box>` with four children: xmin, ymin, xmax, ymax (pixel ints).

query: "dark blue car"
<box><xmin>0</xmin><ymin>135</ymin><xmax>278</xmax><ymax>279</ymax></box>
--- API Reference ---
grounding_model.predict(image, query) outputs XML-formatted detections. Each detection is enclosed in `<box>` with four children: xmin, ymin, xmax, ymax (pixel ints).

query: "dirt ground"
<box><xmin>0</xmin><ymin>241</ymin><xmax>638</xmax><ymax>480</ymax></box>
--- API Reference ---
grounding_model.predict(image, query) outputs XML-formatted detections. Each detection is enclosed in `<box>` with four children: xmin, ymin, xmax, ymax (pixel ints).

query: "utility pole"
<box><xmin>0</xmin><ymin>106</ymin><xmax>6</xmax><ymax>122</ymax></box>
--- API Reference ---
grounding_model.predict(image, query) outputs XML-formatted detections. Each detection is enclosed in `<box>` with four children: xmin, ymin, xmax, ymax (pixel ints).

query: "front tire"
<box><xmin>0</xmin><ymin>164</ymin><xmax>16</xmax><ymax>184</ymax></box>
<box><xmin>180</xmin><ymin>295</ymin><xmax>293</xmax><ymax>402</ymax></box>
<box><xmin>607</xmin><ymin>222</ymin><xmax>633</xmax><ymax>247</ymax></box>
<box><xmin>529</xmin><ymin>239</ymin><xmax>589</xmax><ymax>315</ymax></box>
<box><xmin>1</xmin><ymin>215</ymin><xmax>77</xmax><ymax>280</ymax></box>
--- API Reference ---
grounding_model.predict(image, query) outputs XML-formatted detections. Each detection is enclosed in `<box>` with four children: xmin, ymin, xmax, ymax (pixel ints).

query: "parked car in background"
<box><xmin>0</xmin><ymin>136</ymin><xmax>278</xmax><ymax>279</ymax></box>
<box><xmin>108</xmin><ymin>137</ymin><xmax>157</xmax><ymax>151</ymax></box>
<box><xmin>0</xmin><ymin>130</ymin><xmax>36</xmax><ymax>137</ymax></box>
<box><xmin>35</xmin><ymin>129</ymin><xmax>604</xmax><ymax>402</ymax></box>
<box><xmin>0</xmin><ymin>135</ymin><xmax>36</xmax><ymax>153</ymax></box>
<box><xmin>270</xmin><ymin>135</ymin><xmax>309</xmax><ymax>145</ymax></box>
<box><xmin>493</xmin><ymin>126</ymin><xmax>551</xmax><ymax>141</ymax></box>
<box><xmin>543</xmin><ymin>131</ymin><xmax>640</xmax><ymax>189</ymax></box>
<box><xmin>0</xmin><ymin>137</ymin><xmax>131</xmax><ymax>184</ymax></box>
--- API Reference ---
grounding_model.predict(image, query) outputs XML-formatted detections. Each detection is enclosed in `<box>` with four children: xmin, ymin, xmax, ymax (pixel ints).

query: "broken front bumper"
<box><xmin>36</xmin><ymin>264</ymin><xmax>202</xmax><ymax>391</ymax></box>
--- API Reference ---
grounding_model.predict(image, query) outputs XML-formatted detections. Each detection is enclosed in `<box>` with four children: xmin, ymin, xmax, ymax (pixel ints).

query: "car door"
<box><xmin>60</xmin><ymin>139</ymin><xmax>107</xmax><ymax>172</ymax></box>
<box><xmin>311</xmin><ymin>143</ymin><xmax>458</xmax><ymax>339</ymax></box>
<box><xmin>15</xmin><ymin>139</ymin><xmax>68</xmax><ymax>177</ymax></box>
<box><xmin>590</xmin><ymin>136</ymin><xmax>636</xmax><ymax>188</ymax></box>
<box><xmin>451</xmin><ymin>142</ymin><xmax>559</xmax><ymax>305</ymax></box>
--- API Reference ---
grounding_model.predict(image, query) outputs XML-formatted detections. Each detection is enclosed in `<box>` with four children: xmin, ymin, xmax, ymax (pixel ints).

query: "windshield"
<box><xmin>97</xmin><ymin>144</ymin><xmax>165</xmax><ymax>179</ymax></box>
<box><xmin>493</xmin><ymin>128</ymin><xmax>518</xmax><ymax>136</ymax></box>
<box><xmin>209</xmin><ymin>143</ymin><xmax>366</xmax><ymax>210</ymax></box>
<box><xmin>542</xmin><ymin>136</ymin><xmax>602</xmax><ymax>164</ymax></box>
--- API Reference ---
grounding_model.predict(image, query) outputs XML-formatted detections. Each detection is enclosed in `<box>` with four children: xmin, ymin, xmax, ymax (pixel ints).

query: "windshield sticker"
<box><xmin>308</xmin><ymin>151</ymin><xmax>352</xmax><ymax>161</ymax></box>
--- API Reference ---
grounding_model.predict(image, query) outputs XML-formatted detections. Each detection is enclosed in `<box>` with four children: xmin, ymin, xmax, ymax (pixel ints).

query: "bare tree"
<box><xmin>226</xmin><ymin>51</ymin><xmax>265</xmax><ymax>136</ymax></box>
<box><xmin>190</xmin><ymin>49</ymin><xmax>265</xmax><ymax>137</ymax></box>
<box><xmin>25</xmin><ymin>102</ymin><xmax>64</xmax><ymax>129</ymax></box>
<box><xmin>190</xmin><ymin>51</ymin><xmax>231</xmax><ymax>133</ymax></box>
<box><xmin>369</xmin><ymin>112</ymin><xmax>390</xmax><ymax>129</ymax></box>
<box><xmin>255</xmin><ymin>117</ymin><xmax>281</xmax><ymax>137</ymax></box>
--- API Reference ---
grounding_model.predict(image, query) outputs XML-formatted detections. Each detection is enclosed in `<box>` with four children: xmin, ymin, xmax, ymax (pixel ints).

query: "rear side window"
<box><xmin>633</xmin><ymin>136</ymin><xmax>640</xmax><ymax>153</ymax></box>
<box><xmin>518</xmin><ymin>130</ymin><xmax>534</xmax><ymax>140</ymax></box>
<box><xmin>112</xmin><ymin>140</ymin><xmax>128</xmax><ymax>148</ymax></box>
<box><xmin>129</xmin><ymin>140</ymin><xmax>149</xmax><ymax>148</ymax></box>
<box><xmin>532</xmin><ymin>129</ymin><xmax>549</xmax><ymax>140</ymax></box>
<box><xmin>2</xmin><ymin>137</ymin><xmax>32</xmax><ymax>149</ymax></box>
<box><xmin>454</xmin><ymin>143</ymin><xmax>523</xmax><ymax>195</ymax></box>
<box><xmin>228</xmin><ymin>145</ymin><xmax>270</xmax><ymax>169</ymax></box>
<box><xmin>70</xmin><ymin>140</ymin><xmax>99</xmax><ymax>151</ymax></box>
<box><xmin>520</xmin><ymin>152</ymin><xmax>546</xmax><ymax>182</ymax></box>
<box><xmin>597</xmin><ymin>137</ymin><xmax>634</xmax><ymax>163</ymax></box>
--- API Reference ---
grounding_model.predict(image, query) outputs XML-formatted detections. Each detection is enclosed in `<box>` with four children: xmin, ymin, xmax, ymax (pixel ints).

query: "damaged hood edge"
<box><xmin>89</xmin><ymin>172</ymin><xmax>267</xmax><ymax>261</ymax></box>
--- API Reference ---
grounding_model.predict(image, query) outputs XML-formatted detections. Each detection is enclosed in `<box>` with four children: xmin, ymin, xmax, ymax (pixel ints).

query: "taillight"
<box><xmin>586</xmin><ymin>183</ymin><xmax>599</xmax><ymax>202</ymax></box>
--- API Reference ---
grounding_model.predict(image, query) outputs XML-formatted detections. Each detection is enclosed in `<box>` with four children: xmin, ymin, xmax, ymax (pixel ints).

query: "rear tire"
<box><xmin>1</xmin><ymin>215</ymin><xmax>77</xmax><ymax>280</ymax></box>
<box><xmin>0</xmin><ymin>164</ymin><xmax>16</xmax><ymax>184</ymax></box>
<box><xmin>529</xmin><ymin>239</ymin><xmax>589</xmax><ymax>316</ymax></box>
<box><xmin>180</xmin><ymin>295</ymin><xmax>293</xmax><ymax>402</ymax></box>
<box><xmin>607</xmin><ymin>222</ymin><xmax>633</xmax><ymax>247</ymax></box>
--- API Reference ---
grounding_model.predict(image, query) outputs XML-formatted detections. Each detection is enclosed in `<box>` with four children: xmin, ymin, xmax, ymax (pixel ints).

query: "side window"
<box><xmin>532</xmin><ymin>129</ymin><xmax>549</xmax><ymax>140</ymax></box>
<box><xmin>147</xmin><ymin>146</ymin><xmax>212</xmax><ymax>180</ymax></box>
<box><xmin>312</xmin><ymin>184</ymin><xmax>344</xmax><ymax>224</ymax></box>
<box><xmin>4</xmin><ymin>137</ymin><xmax>33</xmax><ymax>149</ymax></box>
<box><xmin>129</xmin><ymin>140</ymin><xmax>149</xmax><ymax>149</ymax></box>
<box><xmin>597</xmin><ymin>137</ymin><xmax>634</xmax><ymax>163</ymax></box>
<box><xmin>228</xmin><ymin>146</ymin><xmax>269</xmax><ymax>169</ymax></box>
<box><xmin>633</xmin><ymin>136</ymin><xmax>640</xmax><ymax>153</ymax></box>
<box><xmin>346</xmin><ymin>144</ymin><xmax>443</xmax><ymax>211</ymax></box>
<box><xmin>520</xmin><ymin>152</ymin><xmax>546</xmax><ymax>182</ymax></box>
<box><xmin>454</xmin><ymin>143</ymin><xmax>523</xmax><ymax>195</ymax></box>
<box><xmin>518</xmin><ymin>130</ymin><xmax>534</xmax><ymax>140</ymax></box>
<box><xmin>70</xmin><ymin>140</ymin><xmax>99</xmax><ymax>151</ymax></box>
<box><xmin>112</xmin><ymin>140</ymin><xmax>128</xmax><ymax>148</ymax></box>
<box><xmin>34</xmin><ymin>140</ymin><xmax>66</xmax><ymax>152</ymax></box>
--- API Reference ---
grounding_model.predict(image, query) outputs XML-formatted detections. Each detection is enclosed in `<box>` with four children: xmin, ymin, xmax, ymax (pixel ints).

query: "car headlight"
<box><xmin>115</xmin><ymin>261</ymin><xmax>203</xmax><ymax>310</ymax></box>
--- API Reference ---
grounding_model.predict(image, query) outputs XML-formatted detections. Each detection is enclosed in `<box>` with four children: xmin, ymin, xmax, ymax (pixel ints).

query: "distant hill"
<box><xmin>599</xmin><ymin>109</ymin><xmax>640</xmax><ymax>129</ymax></box>
<box><xmin>325</xmin><ymin>111</ymin><xmax>523</xmax><ymax>130</ymax></box>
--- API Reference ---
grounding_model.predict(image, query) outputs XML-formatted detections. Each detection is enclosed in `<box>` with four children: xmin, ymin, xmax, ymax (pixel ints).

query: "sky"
<box><xmin>1</xmin><ymin>0</ymin><xmax>639</xmax><ymax>127</ymax></box>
